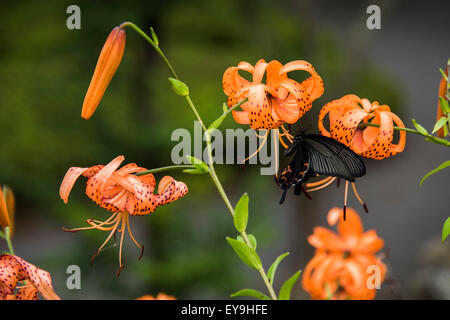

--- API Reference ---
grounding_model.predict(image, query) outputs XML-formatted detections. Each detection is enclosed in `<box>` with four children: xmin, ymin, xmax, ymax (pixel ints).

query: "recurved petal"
<box><xmin>59</xmin><ymin>167</ymin><xmax>92</xmax><ymax>204</ymax></box>
<box><xmin>155</xmin><ymin>176</ymin><xmax>188</xmax><ymax>208</ymax></box>
<box><xmin>85</xmin><ymin>155</ymin><xmax>125</xmax><ymax>205</ymax></box>
<box><xmin>360</xmin><ymin>111</ymin><xmax>394</xmax><ymax>159</ymax></box>
<box><xmin>308</xmin><ymin>226</ymin><xmax>344</xmax><ymax>251</ymax></box>
<box><xmin>246</xmin><ymin>84</ymin><xmax>279</xmax><ymax>129</ymax></box>
<box><xmin>266</xmin><ymin>60</ymin><xmax>286</xmax><ymax>90</ymax></box>
<box><xmin>232</xmin><ymin>110</ymin><xmax>250</xmax><ymax>124</ymax></box>
<box><xmin>279</xmin><ymin>60</ymin><xmax>324</xmax><ymax>101</ymax></box>
<box><xmin>272</xmin><ymin>96</ymin><xmax>300</xmax><ymax>123</ymax></box>
<box><xmin>252</xmin><ymin>59</ymin><xmax>268</xmax><ymax>83</ymax></box>
<box><xmin>354</xmin><ymin>230</ymin><xmax>384</xmax><ymax>254</ymax></box>
<box><xmin>0</xmin><ymin>255</ymin><xmax>21</xmax><ymax>295</ymax></box>
<box><xmin>279</xmin><ymin>78</ymin><xmax>312</xmax><ymax>119</ymax></box>
<box><xmin>318</xmin><ymin>94</ymin><xmax>361</xmax><ymax>138</ymax></box>
<box><xmin>222</xmin><ymin>62</ymin><xmax>253</xmax><ymax>96</ymax></box>
<box><xmin>124</xmin><ymin>174</ymin><xmax>158</xmax><ymax>215</ymax></box>
<box><xmin>302</xmin><ymin>253</ymin><xmax>328</xmax><ymax>293</ymax></box>
<box><xmin>330</xmin><ymin>207</ymin><xmax>364</xmax><ymax>247</ymax></box>
<box><xmin>387</xmin><ymin>111</ymin><xmax>406</xmax><ymax>156</ymax></box>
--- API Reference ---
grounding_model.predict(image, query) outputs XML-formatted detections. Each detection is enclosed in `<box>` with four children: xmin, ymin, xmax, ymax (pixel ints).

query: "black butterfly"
<box><xmin>276</xmin><ymin>132</ymin><xmax>366</xmax><ymax>208</ymax></box>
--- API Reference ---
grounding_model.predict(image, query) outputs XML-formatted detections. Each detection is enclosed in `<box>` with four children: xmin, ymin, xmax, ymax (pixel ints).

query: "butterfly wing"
<box><xmin>303</xmin><ymin>134</ymin><xmax>366</xmax><ymax>181</ymax></box>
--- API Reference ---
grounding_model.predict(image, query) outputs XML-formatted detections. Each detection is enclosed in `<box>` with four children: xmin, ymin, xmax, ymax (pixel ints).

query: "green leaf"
<box><xmin>420</xmin><ymin>160</ymin><xmax>450</xmax><ymax>186</ymax></box>
<box><xmin>236</xmin><ymin>234</ymin><xmax>256</xmax><ymax>249</ymax></box>
<box><xmin>442</xmin><ymin>217</ymin><xmax>450</xmax><ymax>243</ymax></box>
<box><xmin>278</xmin><ymin>270</ymin><xmax>301</xmax><ymax>300</ymax></box>
<box><xmin>230</xmin><ymin>289</ymin><xmax>270</xmax><ymax>300</ymax></box>
<box><xmin>208</xmin><ymin>117</ymin><xmax>225</xmax><ymax>131</ymax></box>
<box><xmin>432</xmin><ymin>116</ymin><xmax>448</xmax><ymax>134</ymax></box>
<box><xmin>439</xmin><ymin>96</ymin><xmax>450</xmax><ymax>114</ymax></box>
<box><xmin>182</xmin><ymin>168</ymin><xmax>208</xmax><ymax>175</ymax></box>
<box><xmin>425</xmin><ymin>136</ymin><xmax>450</xmax><ymax>146</ymax></box>
<box><xmin>247</xmin><ymin>234</ymin><xmax>257</xmax><ymax>250</ymax></box>
<box><xmin>226</xmin><ymin>237</ymin><xmax>262</xmax><ymax>270</ymax></box>
<box><xmin>234</xmin><ymin>193</ymin><xmax>249</xmax><ymax>233</ymax></box>
<box><xmin>412</xmin><ymin>119</ymin><xmax>428</xmax><ymax>135</ymax></box>
<box><xmin>267</xmin><ymin>252</ymin><xmax>290</xmax><ymax>285</ymax></box>
<box><xmin>185</xmin><ymin>155</ymin><xmax>209</xmax><ymax>173</ymax></box>
<box><xmin>208</xmin><ymin>100</ymin><xmax>245</xmax><ymax>131</ymax></box>
<box><xmin>149</xmin><ymin>27</ymin><xmax>159</xmax><ymax>47</ymax></box>
<box><xmin>168</xmin><ymin>78</ymin><xmax>189</xmax><ymax>96</ymax></box>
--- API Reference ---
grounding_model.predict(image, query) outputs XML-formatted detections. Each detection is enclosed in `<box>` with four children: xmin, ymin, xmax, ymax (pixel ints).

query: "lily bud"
<box><xmin>81</xmin><ymin>27</ymin><xmax>126</xmax><ymax>119</ymax></box>
<box><xmin>436</xmin><ymin>69</ymin><xmax>448</xmax><ymax>138</ymax></box>
<box><xmin>0</xmin><ymin>187</ymin><xmax>10</xmax><ymax>227</ymax></box>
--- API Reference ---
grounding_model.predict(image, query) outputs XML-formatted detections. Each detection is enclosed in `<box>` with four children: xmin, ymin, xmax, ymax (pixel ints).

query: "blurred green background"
<box><xmin>1</xmin><ymin>0</ymin><xmax>449</xmax><ymax>299</ymax></box>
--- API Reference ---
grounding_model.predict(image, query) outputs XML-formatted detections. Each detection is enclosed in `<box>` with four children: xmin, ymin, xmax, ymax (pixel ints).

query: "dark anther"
<box><xmin>90</xmin><ymin>250</ymin><xmax>99</xmax><ymax>267</ymax></box>
<box><xmin>363</xmin><ymin>203</ymin><xmax>369</xmax><ymax>213</ymax></box>
<box><xmin>116</xmin><ymin>265</ymin><xmax>125</xmax><ymax>277</ymax></box>
<box><xmin>138</xmin><ymin>245</ymin><xmax>145</xmax><ymax>260</ymax></box>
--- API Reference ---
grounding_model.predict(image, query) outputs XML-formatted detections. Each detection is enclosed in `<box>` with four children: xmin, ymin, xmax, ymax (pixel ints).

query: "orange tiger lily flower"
<box><xmin>223</xmin><ymin>59</ymin><xmax>323</xmax><ymax>158</ymax></box>
<box><xmin>302</xmin><ymin>207</ymin><xmax>386</xmax><ymax>300</ymax></box>
<box><xmin>60</xmin><ymin>155</ymin><xmax>188</xmax><ymax>275</ymax></box>
<box><xmin>0</xmin><ymin>185</ymin><xmax>15</xmax><ymax>236</ymax></box>
<box><xmin>0</xmin><ymin>254</ymin><xmax>60</xmax><ymax>300</ymax></box>
<box><xmin>436</xmin><ymin>69</ymin><xmax>448</xmax><ymax>138</ymax></box>
<box><xmin>318</xmin><ymin>94</ymin><xmax>406</xmax><ymax>159</ymax></box>
<box><xmin>136</xmin><ymin>293</ymin><xmax>176</xmax><ymax>300</ymax></box>
<box><xmin>81</xmin><ymin>26</ymin><xmax>126</xmax><ymax>119</ymax></box>
<box><xmin>223</xmin><ymin>59</ymin><xmax>324</xmax><ymax>130</ymax></box>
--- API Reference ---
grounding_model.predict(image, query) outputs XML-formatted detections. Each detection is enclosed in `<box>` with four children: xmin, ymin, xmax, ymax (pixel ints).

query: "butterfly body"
<box><xmin>277</xmin><ymin>132</ymin><xmax>366</xmax><ymax>204</ymax></box>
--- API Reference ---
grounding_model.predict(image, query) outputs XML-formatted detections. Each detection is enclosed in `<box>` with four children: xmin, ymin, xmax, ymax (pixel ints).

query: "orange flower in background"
<box><xmin>436</xmin><ymin>69</ymin><xmax>448</xmax><ymax>138</ymax></box>
<box><xmin>60</xmin><ymin>155</ymin><xmax>188</xmax><ymax>275</ymax></box>
<box><xmin>302</xmin><ymin>207</ymin><xmax>386</xmax><ymax>300</ymax></box>
<box><xmin>0</xmin><ymin>185</ymin><xmax>15</xmax><ymax>236</ymax></box>
<box><xmin>318</xmin><ymin>94</ymin><xmax>406</xmax><ymax>160</ymax></box>
<box><xmin>81</xmin><ymin>26</ymin><xmax>126</xmax><ymax>119</ymax></box>
<box><xmin>0</xmin><ymin>254</ymin><xmax>60</xmax><ymax>300</ymax></box>
<box><xmin>136</xmin><ymin>293</ymin><xmax>176</xmax><ymax>300</ymax></box>
<box><xmin>223</xmin><ymin>59</ymin><xmax>324</xmax><ymax>130</ymax></box>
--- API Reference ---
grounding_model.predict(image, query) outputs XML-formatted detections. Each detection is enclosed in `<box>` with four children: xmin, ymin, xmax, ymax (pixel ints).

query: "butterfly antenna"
<box><xmin>351</xmin><ymin>182</ymin><xmax>368</xmax><ymax>213</ymax></box>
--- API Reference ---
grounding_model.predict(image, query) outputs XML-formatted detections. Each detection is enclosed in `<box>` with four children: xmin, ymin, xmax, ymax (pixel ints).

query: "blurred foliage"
<box><xmin>0</xmin><ymin>0</ymin><xmax>402</xmax><ymax>299</ymax></box>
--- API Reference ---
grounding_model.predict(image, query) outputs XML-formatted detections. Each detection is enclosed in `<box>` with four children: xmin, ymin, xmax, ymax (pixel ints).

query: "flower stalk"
<box><xmin>124</xmin><ymin>23</ymin><xmax>278</xmax><ymax>300</ymax></box>
<box><xmin>359</xmin><ymin>122</ymin><xmax>450</xmax><ymax>146</ymax></box>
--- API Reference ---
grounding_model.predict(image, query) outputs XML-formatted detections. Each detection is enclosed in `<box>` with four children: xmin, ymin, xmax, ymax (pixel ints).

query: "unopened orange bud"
<box><xmin>0</xmin><ymin>187</ymin><xmax>10</xmax><ymax>227</ymax></box>
<box><xmin>436</xmin><ymin>69</ymin><xmax>448</xmax><ymax>138</ymax></box>
<box><xmin>81</xmin><ymin>27</ymin><xmax>126</xmax><ymax>119</ymax></box>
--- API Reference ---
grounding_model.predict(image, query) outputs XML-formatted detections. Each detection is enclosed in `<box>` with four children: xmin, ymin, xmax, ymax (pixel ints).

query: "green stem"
<box><xmin>119</xmin><ymin>22</ymin><xmax>178</xmax><ymax>79</ymax></box>
<box><xmin>4</xmin><ymin>227</ymin><xmax>14</xmax><ymax>255</ymax></box>
<box><xmin>220</xmin><ymin>99</ymin><xmax>248</xmax><ymax>120</ymax></box>
<box><xmin>135</xmin><ymin>165</ymin><xmax>195</xmax><ymax>176</ymax></box>
<box><xmin>359</xmin><ymin>122</ymin><xmax>450</xmax><ymax>146</ymax></box>
<box><xmin>128</xmin><ymin>23</ymin><xmax>278</xmax><ymax>300</ymax></box>
<box><xmin>359</xmin><ymin>122</ymin><xmax>420</xmax><ymax>135</ymax></box>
